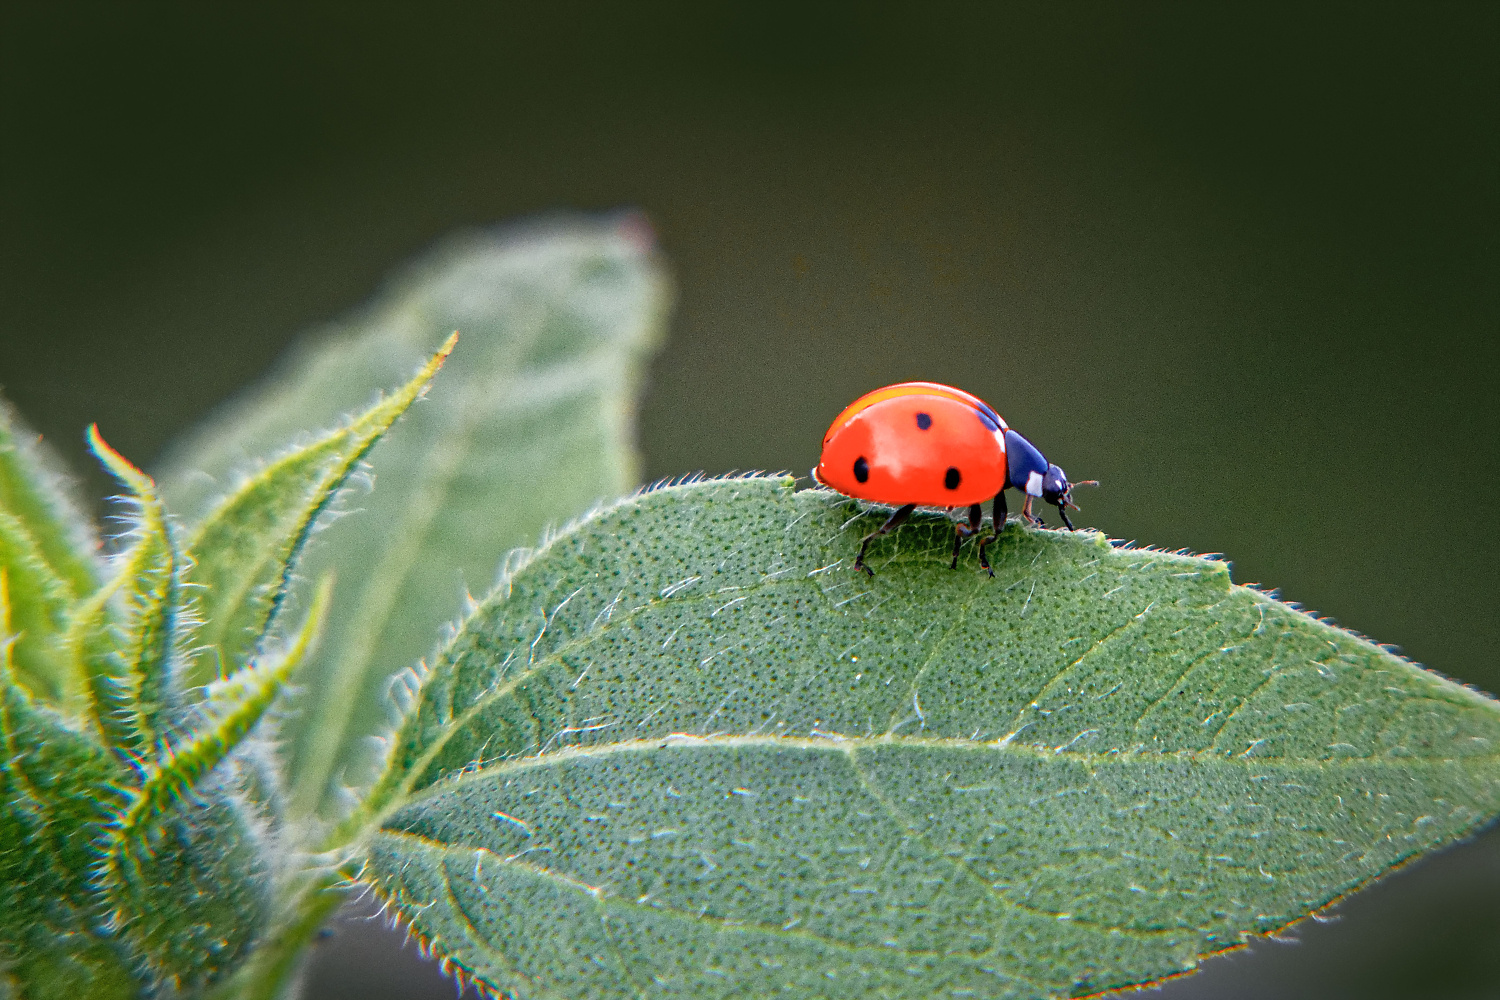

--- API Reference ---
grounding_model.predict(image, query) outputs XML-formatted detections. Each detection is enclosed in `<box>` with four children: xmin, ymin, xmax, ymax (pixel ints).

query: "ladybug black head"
<box><xmin>1041</xmin><ymin>464</ymin><xmax>1099</xmax><ymax>530</ymax></box>
<box><xmin>1041</xmin><ymin>464</ymin><xmax>1072</xmax><ymax>508</ymax></box>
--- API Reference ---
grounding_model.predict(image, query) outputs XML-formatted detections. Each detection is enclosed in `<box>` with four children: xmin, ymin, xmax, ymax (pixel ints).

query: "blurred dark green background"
<box><xmin>2</xmin><ymin>4</ymin><xmax>1496</xmax><ymax>998</ymax></box>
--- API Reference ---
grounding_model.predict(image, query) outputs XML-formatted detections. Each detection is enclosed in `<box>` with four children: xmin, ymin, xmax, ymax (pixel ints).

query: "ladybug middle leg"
<box><xmin>854</xmin><ymin>503</ymin><xmax>915</xmax><ymax>576</ymax></box>
<box><xmin>950</xmin><ymin>503</ymin><xmax>984</xmax><ymax>570</ymax></box>
<box><xmin>976</xmin><ymin>491</ymin><xmax>1008</xmax><ymax>577</ymax></box>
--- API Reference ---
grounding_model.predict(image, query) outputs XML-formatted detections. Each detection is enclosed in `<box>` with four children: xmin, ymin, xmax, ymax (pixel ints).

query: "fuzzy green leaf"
<box><xmin>86</xmin><ymin>426</ymin><xmax>182</xmax><ymax>758</ymax></box>
<box><xmin>106</xmin><ymin>575</ymin><xmax>330</xmax><ymax>854</ymax></box>
<box><xmin>0</xmin><ymin>576</ymin><xmax>141</xmax><ymax>1000</ymax></box>
<box><xmin>0</xmin><ymin>403</ymin><xmax>100</xmax><ymax>706</ymax></box>
<box><xmin>179</xmin><ymin>333</ymin><xmax>455</xmax><ymax>692</ymax></box>
<box><xmin>0</xmin><ymin>509</ymin><xmax>76</xmax><ymax>705</ymax></box>
<box><xmin>357</xmin><ymin>477</ymin><xmax>1500</xmax><ymax>1000</ymax></box>
<box><xmin>0</xmin><ymin>687</ymin><xmax>141</xmax><ymax>1000</ymax></box>
<box><xmin>65</xmin><ymin>572</ymin><xmax>134</xmax><ymax>755</ymax></box>
<box><xmin>158</xmin><ymin>215</ymin><xmax>671</xmax><ymax>818</ymax></box>
<box><xmin>98</xmin><ymin>576</ymin><xmax>331</xmax><ymax>993</ymax></box>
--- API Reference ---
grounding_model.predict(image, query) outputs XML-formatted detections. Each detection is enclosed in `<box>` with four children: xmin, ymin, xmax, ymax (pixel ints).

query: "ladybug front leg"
<box><xmin>950</xmin><ymin>503</ymin><xmax>984</xmax><ymax>570</ymax></box>
<box><xmin>1021</xmin><ymin>495</ymin><xmax>1046</xmax><ymax>527</ymax></box>
<box><xmin>854</xmin><ymin>503</ymin><xmax>915</xmax><ymax>576</ymax></box>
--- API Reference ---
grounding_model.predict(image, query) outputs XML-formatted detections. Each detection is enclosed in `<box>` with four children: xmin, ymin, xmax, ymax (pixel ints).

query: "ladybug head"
<box><xmin>1041</xmin><ymin>464</ymin><xmax>1099</xmax><ymax>528</ymax></box>
<box><xmin>1040</xmin><ymin>464</ymin><xmax>1073</xmax><ymax>508</ymax></box>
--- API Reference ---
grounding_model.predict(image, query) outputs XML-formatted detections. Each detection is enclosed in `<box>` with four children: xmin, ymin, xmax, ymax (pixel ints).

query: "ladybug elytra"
<box><xmin>812</xmin><ymin>382</ymin><xmax>1095</xmax><ymax>576</ymax></box>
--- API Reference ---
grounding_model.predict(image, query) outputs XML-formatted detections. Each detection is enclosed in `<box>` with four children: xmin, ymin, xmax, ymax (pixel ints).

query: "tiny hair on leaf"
<box><xmin>103</xmin><ymin>573</ymin><xmax>333</xmax><ymax>867</ymax></box>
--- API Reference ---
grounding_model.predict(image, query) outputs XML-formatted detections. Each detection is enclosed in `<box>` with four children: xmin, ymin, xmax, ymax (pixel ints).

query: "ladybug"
<box><xmin>812</xmin><ymin>382</ymin><xmax>1095</xmax><ymax>576</ymax></box>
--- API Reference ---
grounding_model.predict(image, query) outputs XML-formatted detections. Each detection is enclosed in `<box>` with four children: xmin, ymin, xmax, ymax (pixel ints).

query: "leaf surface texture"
<box><xmin>361</xmin><ymin>477</ymin><xmax>1500</xmax><ymax>1000</ymax></box>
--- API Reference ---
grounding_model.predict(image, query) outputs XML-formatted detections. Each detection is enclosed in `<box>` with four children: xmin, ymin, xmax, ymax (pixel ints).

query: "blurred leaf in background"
<box><xmin>159</xmin><ymin>213</ymin><xmax>672</xmax><ymax>819</ymax></box>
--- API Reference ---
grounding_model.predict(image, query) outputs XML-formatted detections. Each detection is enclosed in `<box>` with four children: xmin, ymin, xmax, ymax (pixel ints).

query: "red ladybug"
<box><xmin>812</xmin><ymin>382</ymin><xmax>1095</xmax><ymax>575</ymax></box>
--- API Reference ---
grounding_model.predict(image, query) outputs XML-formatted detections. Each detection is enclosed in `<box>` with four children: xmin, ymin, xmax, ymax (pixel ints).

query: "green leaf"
<box><xmin>64</xmin><ymin>571</ymin><xmax>134</xmax><ymax>755</ymax></box>
<box><xmin>97</xmin><ymin>578</ymin><xmax>332</xmax><ymax>992</ymax></box>
<box><xmin>0</xmin><ymin>508</ymin><xmax>76</xmax><ymax>705</ymax></box>
<box><xmin>158</xmin><ymin>215</ymin><xmax>671</xmax><ymax>818</ymax></box>
<box><xmin>180</xmin><ymin>333</ymin><xmax>456</xmax><ymax>691</ymax></box>
<box><xmin>105</xmin><ymin>575</ymin><xmax>330</xmax><ymax>855</ymax></box>
<box><xmin>356</xmin><ymin>477</ymin><xmax>1500</xmax><ymax>1000</ymax></box>
<box><xmin>86</xmin><ymin>426</ymin><xmax>181</xmax><ymax>758</ymax></box>
<box><xmin>0</xmin><ymin>402</ymin><xmax>100</xmax><ymax>706</ymax></box>
<box><xmin>100</xmin><ymin>780</ymin><xmax>275</xmax><ymax>995</ymax></box>
<box><xmin>0</xmin><ymin>574</ymin><xmax>141</xmax><ymax>1000</ymax></box>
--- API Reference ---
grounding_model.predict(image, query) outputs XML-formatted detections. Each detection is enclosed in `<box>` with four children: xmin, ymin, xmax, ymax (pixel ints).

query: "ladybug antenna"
<box><xmin>1064</xmin><ymin>479</ymin><xmax>1099</xmax><ymax>510</ymax></box>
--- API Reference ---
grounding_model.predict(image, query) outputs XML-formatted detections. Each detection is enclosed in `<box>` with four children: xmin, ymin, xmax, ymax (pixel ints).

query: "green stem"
<box><xmin>210</xmin><ymin>869</ymin><xmax>349</xmax><ymax>1000</ymax></box>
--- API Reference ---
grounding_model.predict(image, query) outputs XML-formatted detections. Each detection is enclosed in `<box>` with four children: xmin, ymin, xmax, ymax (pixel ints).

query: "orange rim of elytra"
<box><xmin>822</xmin><ymin>382</ymin><xmax>1006</xmax><ymax>444</ymax></box>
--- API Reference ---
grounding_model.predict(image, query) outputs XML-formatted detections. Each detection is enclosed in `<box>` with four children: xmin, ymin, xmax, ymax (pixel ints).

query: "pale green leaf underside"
<box><xmin>362</xmin><ymin>477</ymin><xmax>1500</xmax><ymax>1000</ymax></box>
<box><xmin>159</xmin><ymin>214</ymin><xmax>671</xmax><ymax>817</ymax></box>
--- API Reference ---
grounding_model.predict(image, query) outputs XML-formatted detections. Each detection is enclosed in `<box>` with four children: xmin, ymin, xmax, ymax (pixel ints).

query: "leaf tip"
<box><xmin>87</xmin><ymin>424</ymin><xmax>153</xmax><ymax>494</ymax></box>
<box><xmin>405</xmin><ymin>332</ymin><xmax>459</xmax><ymax>406</ymax></box>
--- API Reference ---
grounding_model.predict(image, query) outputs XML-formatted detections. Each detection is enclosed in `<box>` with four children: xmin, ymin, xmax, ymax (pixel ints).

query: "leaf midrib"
<box><xmin>386</xmin><ymin>731</ymin><xmax>1500</xmax><ymax>813</ymax></box>
<box><xmin>379</xmin><ymin>730</ymin><xmax>1498</xmax><ymax>974</ymax></box>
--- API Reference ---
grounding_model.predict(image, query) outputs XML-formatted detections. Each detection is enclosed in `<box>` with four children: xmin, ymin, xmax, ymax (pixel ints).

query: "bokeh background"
<box><xmin>2</xmin><ymin>4</ymin><xmax>1496</xmax><ymax>998</ymax></box>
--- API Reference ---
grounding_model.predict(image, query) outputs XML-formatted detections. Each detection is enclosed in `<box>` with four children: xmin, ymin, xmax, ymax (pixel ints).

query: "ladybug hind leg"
<box><xmin>854</xmin><ymin>503</ymin><xmax>915</xmax><ymax>576</ymax></box>
<box><xmin>949</xmin><ymin>503</ymin><xmax>984</xmax><ymax>570</ymax></box>
<box><xmin>976</xmin><ymin>491</ymin><xmax>1008</xmax><ymax>577</ymax></box>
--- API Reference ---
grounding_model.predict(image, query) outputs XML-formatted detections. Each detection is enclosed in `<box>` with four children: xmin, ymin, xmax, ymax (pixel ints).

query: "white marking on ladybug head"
<box><xmin>1025</xmin><ymin>470</ymin><xmax>1044</xmax><ymax>496</ymax></box>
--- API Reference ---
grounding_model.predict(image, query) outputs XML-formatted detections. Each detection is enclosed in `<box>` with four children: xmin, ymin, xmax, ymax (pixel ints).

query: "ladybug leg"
<box><xmin>854</xmin><ymin>503</ymin><xmax>915</xmax><ymax>576</ymax></box>
<box><xmin>950</xmin><ymin>503</ymin><xmax>984</xmax><ymax>569</ymax></box>
<box><xmin>1021</xmin><ymin>495</ymin><xmax>1045</xmax><ymax>527</ymax></box>
<box><xmin>977</xmin><ymin>491</ymin><xmax>1008</xmax><ymax>576</ymax></box>
<box><xmin>1054</xmin><ymin>502</ymin><xmax>1076</xmax><ymax>531</ymax></box>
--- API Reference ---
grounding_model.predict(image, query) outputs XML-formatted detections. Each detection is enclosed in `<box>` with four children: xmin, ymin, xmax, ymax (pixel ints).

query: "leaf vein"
<box><xmin>1000</xmin><ymin>607</ymin><xmax>1145</xmax><ymax>738</ymax></box>
<box><xmin>378</xmin><ymin>828</ymin><xmax>1044</xmax><ymax>984</ymax></box>
<box><xmin>883</xmin><ymin>577</ymin><xmax>982</xmax><ymax>736</ymax></box>
<box><xmin>843</xmin><ymin>746</ymin><xmax>1187</xmax><ymax>943</ymax></box>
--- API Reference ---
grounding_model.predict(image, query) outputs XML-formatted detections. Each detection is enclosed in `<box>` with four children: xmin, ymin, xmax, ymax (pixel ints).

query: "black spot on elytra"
<box><xmin>916</xmin><ymin>412</ymin><xmax>932</xmax><ymax>430</ymax></box>
<box><xmin>944</xmin><ymin>467</ymin><xmax>961</xmax><ymax>490</ymax></box>
<box><xmin>854</xmin><ymin>456</ymin><xmax>869</xmax><ymax>483</ymax></box>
